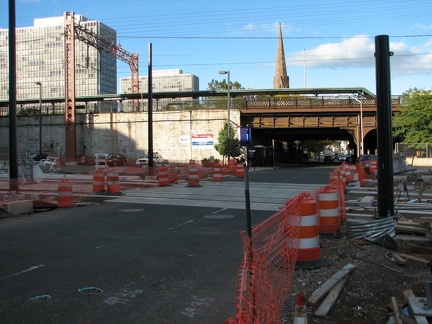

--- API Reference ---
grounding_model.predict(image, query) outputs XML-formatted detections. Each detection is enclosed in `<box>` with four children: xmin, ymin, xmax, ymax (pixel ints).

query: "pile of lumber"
<box><xmin>388</xmin><ymin>290</ymin><xmax>432</xmax><ymax>324</ymax></box>
<box><xmin>307</xmin><ymin>263</ymin><xmax>356</xmax><ymax>318</ymax></box>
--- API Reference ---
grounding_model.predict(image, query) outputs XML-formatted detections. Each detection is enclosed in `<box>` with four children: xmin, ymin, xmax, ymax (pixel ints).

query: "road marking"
<box><xmin>212</xmin><ymin>208</ymin><xmax>228</xmax><ymax>214</ymax></box>
<box><xmin>1</xmin><ymin>264</ymin><xmax>45</xmax><ymax>280</ymax></box>
<box><xmin>168</xmin><ymin>220</ymin><xmax>194</xmax><ymax>230</ymax></box>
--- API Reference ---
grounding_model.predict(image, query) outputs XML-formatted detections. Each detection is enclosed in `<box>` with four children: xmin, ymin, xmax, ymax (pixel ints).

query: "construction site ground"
<box><xmin>1</xmin><ymin>162</ymin><xmax>432</xmax><ymax>323</ymax></box>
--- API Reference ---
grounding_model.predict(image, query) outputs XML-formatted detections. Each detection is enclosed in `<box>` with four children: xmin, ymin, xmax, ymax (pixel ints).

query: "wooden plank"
<box><xmin>398</xmin><ymin>254</ymin><xmax>430</xmax><ymax>267</ymax></box>
<box><xmin>314</xmin><ymin>276</ymin><xmax>348</xmax><ymax>318</ymax></box>
<box><xmin>307</xmin><ymin>263</ymin><xmax>356</xmax><ymax>306</ymax></box>
<box><xmin>390</xmin><ymin>252</ymin><xmax>407</xmax><ymax>265</ymax></box>
<box><xmin>395</xmin><ymin>234</ymin><xmax>432</xmax><ymax>243</ymax></box>
<box><xmin>403</xmin><ymin>290</ymin><xmax>428</xmax><ymax>324</ymax></box>
<box><xmin>390</xmin><ymin>296</ymin><xmax>403</xmax><ymax>324</ymax></box>
<box><xmin>398</xmin><ymin>245</ymin><xmax>432</xmax><ymax>255</ymax></box>
<box><xmin>395</xmin><ymin>224</ymin><xmax>429</xmax><ymax>235</ymax></box>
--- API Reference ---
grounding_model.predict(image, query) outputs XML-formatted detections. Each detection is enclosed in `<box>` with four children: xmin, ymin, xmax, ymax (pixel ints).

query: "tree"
<box><xmin>214</xmin><ymin>123</ymin><xmax>242</xmax><ymax>163</ymax></box>
<box><xmin>205</xmin><ymin>79</ymin><xmax>244</xmax><ymax>110</ymax></box>
<box><xmin>207</xmin><ymin>79</ymin><xmax>242</xmax><ymax>91</ymax></box>
<box><xmin>393</xmin><ymin>88</ymin><xmax>432</xmax><ymax>143</ymax></box>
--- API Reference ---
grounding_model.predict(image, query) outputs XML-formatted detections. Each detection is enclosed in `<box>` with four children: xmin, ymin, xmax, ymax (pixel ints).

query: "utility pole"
<box><xmin>375</xmin><ymin>35</ymin><xmax>394</xmax><ymax>217</ymax></box>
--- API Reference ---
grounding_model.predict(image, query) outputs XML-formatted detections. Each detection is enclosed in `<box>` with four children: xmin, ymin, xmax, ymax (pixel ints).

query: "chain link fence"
<box><xmin>394</xmin><ymin>143</ymin><xmax>432</xmax><ymax>158</ymax></box>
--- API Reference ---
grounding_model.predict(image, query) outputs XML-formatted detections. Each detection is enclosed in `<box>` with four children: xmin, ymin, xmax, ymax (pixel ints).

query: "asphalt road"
<box><xmin>0</xmin><ymin>164</ymin><xmax>334</xmax><ymax>324</ymax></box>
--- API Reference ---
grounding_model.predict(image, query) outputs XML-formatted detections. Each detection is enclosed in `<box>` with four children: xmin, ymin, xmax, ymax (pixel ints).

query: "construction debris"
<box><xmin>308</xmin><ymin>263</ymin><xmax>356</xmax><ymax>308</ymax></box>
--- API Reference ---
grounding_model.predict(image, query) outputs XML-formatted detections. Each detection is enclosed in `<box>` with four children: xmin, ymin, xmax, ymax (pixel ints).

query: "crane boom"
<box><xmin>63</xmin><ymin>11</ymin><xmax>139</xmax><ymax>160</ymax></box>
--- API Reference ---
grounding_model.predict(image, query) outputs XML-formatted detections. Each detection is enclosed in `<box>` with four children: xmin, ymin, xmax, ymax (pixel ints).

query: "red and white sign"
<box><xmin>192</xmin><ymin>134</ymin><xmax>214</xmax><ymax>149</ymax></box>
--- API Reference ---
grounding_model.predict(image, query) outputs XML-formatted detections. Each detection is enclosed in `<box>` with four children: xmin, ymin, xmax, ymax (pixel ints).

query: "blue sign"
<box><xmin>240</xmin><ymin>127</ymin><xmax>251</xmax><ymax>146</ymax></box>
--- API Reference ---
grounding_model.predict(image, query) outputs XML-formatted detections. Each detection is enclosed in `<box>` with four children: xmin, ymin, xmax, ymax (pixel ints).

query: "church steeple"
<box><xmin>273</xmin><ymin>23</ymin><xmax>289</xmax><ymax>88</ymax></box>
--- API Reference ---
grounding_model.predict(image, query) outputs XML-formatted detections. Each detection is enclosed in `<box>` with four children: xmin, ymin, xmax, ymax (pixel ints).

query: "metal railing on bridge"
<box><xmin>0</xmin><ymin>96</ymin><xmax>401</xmax><ymax>116</ymax></box>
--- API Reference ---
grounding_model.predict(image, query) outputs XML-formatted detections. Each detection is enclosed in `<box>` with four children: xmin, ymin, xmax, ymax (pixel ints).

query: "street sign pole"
<box><xmin>244</xmin><ymin>146</ymin><xmax>252</xmax><ymax>238</ymax></box>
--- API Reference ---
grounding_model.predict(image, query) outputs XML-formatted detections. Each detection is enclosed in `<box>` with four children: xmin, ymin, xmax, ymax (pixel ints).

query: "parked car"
<box><xmin>136</xmin><ymin>153</ymin><xmax>169</xmax><ymax>167</ymax></box>
<box><xmin>358</xmin><ymin>154</ymin><xmax>377</xmax><ymax>164</ymax></box>
<box><xmin>106</xmin><ymin>153</ymin><xmax>127</xmax><ymax>166</ymax></box>
<box><xmin>338</xmin><ymin>153</ymin><xmax>347</xmax><ymax>161</ymax></box>
<box><xmin>323</xmin><ymin>154</ymin><xmax>333</xmax><ymax>163</ymax></box>
<box><xmin>29</xmin><ymin>153</ymin><xmax>49</xmax><ymax>161</ymax></box>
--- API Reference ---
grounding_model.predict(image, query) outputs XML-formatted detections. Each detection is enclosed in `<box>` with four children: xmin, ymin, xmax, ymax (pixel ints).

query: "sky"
<box><xmin>1</xmin><ymin>0</ymin><xmax>432</xmax><ymax>95</ymax></box>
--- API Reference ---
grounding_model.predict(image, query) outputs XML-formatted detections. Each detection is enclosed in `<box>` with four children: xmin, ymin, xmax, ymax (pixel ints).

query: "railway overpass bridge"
<box><xmin>1</xmin><ymin>87</ymin><xmax>402</xmax><ymax>162</ymax></box>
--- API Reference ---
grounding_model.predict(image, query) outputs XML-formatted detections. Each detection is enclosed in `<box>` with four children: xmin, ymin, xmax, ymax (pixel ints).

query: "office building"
<box><xmin>119</xmin><ymin>69</ymin><xmax>199</xmax><ymax>111</ymax></box>
<box><xmin>120</xmin><ymin>69</ymin><xmax>199</xmax><ymax>94</ymax></box>
<box><xmin>0</xmin><ymin>14</ymin><xmax>117</xmax><ymax>102</ymax></box>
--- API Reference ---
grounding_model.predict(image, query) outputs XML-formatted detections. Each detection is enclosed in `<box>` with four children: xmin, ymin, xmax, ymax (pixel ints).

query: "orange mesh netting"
<box><xmin>226</xmin><ymin>192</ymin><xmax>316</xmax><ymax>324</ymax></box>
<box><xmin>226</xmin><ymin>185</ymin><xmax>346</xmax><ymax>323</ymax></box>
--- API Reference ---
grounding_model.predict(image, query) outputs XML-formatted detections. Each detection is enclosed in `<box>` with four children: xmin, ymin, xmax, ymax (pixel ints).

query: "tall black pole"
<box><xmin>8</xmin><ymin>0</ymin><xmax>18</xmax><ymax>193</ymax></box>
<box><xmin>148</xmin><ymin>43</ymin><xmax>153</xmax><ymax>172</ymax></box>
<box><xmin>375</xmin><ymin>35</ymin><xmax>394</xmax><ymax>217</ymax></box>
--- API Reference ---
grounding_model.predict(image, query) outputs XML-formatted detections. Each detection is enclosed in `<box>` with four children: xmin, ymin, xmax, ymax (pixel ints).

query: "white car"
<box><xmin>136</xmin><ymin>153</ymin><xmax>169</xmax><ymax>167</ymax></box>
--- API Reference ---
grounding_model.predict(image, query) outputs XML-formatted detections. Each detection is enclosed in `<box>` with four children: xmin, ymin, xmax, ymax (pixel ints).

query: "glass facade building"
<box><xmin>0</xmin><ymin>15</ymin><xmax>117</xmax><ymax>102</ymax></box>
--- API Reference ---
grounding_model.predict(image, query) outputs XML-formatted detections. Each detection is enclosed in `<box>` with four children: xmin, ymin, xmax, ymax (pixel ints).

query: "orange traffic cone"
<box><xmin>293</xmin><ymin>292</ymin><xmax>307</xmax><ymax>324</ymax></box>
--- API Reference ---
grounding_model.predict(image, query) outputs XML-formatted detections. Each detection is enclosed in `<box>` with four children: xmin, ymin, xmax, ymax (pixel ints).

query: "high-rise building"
<box><xmin>119</xmin><ymin>69</ymin><xmax>199</xmax><ymax>111</ymax></box>
<box><xmin>273</xmin><ymin>23</ymin><xmax>289</xmax><ymax>89</ymax></box>
<box><xmin>120</xmin><ymin>69</ymin><xmax>199</xmax><ymax>94</ymax></box>
<box><xmin>0</xmin><ymin>14</ymin><xmax>117</xmax><ymax>101</ymax></box>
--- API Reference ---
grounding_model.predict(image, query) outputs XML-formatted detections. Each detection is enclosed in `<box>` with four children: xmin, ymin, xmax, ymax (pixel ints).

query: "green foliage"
<box><xmin>302</xmin><ymin>140</ymin><xmax>339</xmax><ymax>153</ymax></box>
<box><xmin>207</xmin><ymin>79</ymin><xmax>243</xmax><ymax>91</ymax></box>
<box><xmin>214</xmin><ymin>123</ymin><xmax>241</xmax><ymax>161</ymax></box>
<box><xmin>17</xmin><ymin>108</ymin><xmax>40</xmax><ymax>116</ymax></box>
<box><xmin>204</xmin><ymin>79</ymin><xmax>243</xmax><ymax>110</ymax></box>
<box><xmin>393</xmin><ymin>88</ymin><xmax>432</xmax><ymax>143</ymax></box>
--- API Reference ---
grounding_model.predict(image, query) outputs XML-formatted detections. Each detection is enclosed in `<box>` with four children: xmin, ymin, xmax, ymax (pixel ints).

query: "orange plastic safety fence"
<box><xmin>226</xmin><ymin>192</ymin><xmax>314</xmax><ymax>324</ymax></box>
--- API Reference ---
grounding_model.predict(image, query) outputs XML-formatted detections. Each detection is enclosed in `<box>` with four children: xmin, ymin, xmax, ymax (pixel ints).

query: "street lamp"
<box><xmin>349</xmin><ymin>95</ymin><xmax>364</xmax><ymax>157</ymax></box>
<box><xmin>34</xmin><ymin>82</ymin><xmax>42</xmax><ymax>154</ymax></box>
<box><xmin>219</xmin><ymin>70</ymin><xmax>230</xmax><ymax>164</ymax></box>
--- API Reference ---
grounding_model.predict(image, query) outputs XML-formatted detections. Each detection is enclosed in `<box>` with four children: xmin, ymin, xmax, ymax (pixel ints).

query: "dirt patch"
<box><xmin>281</xmin><ymin>227</ymin><xmax>431</xmax><ymax>323</ymax></box>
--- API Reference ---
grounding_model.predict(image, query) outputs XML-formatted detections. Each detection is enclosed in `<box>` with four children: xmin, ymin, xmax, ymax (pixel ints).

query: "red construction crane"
<box><xmin>63</xmin><ymin>11</ymin><xmax>139</xmax><ymax>160</ymax></box>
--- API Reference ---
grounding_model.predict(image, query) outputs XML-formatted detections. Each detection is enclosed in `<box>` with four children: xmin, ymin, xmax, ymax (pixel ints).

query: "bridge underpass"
<box><xmin>242</xmin><ymin>116</ymin><xmax>379</xmax><ymax>165</ymax></box>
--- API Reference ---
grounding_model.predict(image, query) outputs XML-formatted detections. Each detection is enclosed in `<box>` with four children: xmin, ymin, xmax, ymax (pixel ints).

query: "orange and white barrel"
<box><xmin>338</xmin><ymin>166</ymin><xmax>347</xmax><ymax>189</ymax></box>
<box><xmin>58</xmin><ymin>179</ymin><xmax>74</xmax><ymax>207</ymax></box>
<box><xmin>369</xmin><ymin>160</ymin><xmax>377</xmax><ymax>177</ymax></box>
<box><xmin>229</xmin><ymin>159</ymin><xmax>237</xmax><ymax>173</ymax></box>
<box><xmin>296</xmin><ymin>198</ymin><xmax>320</xmax><ymax>261</ymax></box>
<box><xmin>212</xmin><ymin>163</ymin><xmax>223</xmax><ymax>182</ymax></box>
<box><xmin>92</xmin><ymin>170</ymin><xmax>106</xmax><ymax>193</ymax></box>
<box><xmin>344</xmin><ymin>163</ymin><xmax>354</xmax><ymax>182</ymax></box>
<box><xmin>236</xmin><ymin>163</ymin><xmax>244</xmax><ymax>178</ymax></box>
<box><xmin>318</xmin><ymin>189</ymin><xmax>341</xmax><ymax>234</ymax></box>
<box><xmin>158</xmin><ymin>166</ymin><xmax>170</xmax><ymax>186</ymax></box>
<box><xmin>357</xmin><ymin>162</ymin><xmax>371</xmax><ymax>187</ymax></box>
<box><xmin>107</xmin><ymin>170</ymin><xmax>121</xmax><ymax>194</ymax></box>
<box><xmin>188</xmin><ymin>165</ymin><xmax>200</xmax><ymax>187</ymax></box>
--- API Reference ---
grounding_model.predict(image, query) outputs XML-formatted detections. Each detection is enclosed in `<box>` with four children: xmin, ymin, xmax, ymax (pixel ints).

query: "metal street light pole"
<box><xmin>34</xmin><ymin>82</ymin><xmax>42</xmax><ymax>154</ymax></box>
<box><xmin>219</xmin><ymin>70</ymin><xmax>230</xmax><ymax>165</ymax></box>
<box><xmin>349</xmin><ymin>95</ymin><xmax>363</xmax><ymax>157</ymax></box>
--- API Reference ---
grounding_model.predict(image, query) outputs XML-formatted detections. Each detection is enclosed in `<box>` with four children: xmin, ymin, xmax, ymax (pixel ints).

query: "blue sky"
<box><xmin>1</xmin><ymin>0</ymin><xmax>432</xmax><ymax>95</ymax></box>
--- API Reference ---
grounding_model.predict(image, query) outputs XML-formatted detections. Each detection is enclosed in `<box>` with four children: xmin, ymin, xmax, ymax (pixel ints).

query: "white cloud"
<box><xmin>289</xmin><ymin>35</ymin><xmax>432</xmax><ymax>76</ymax></box>
<box><xmin>242</xmin><ymin>22</ymin><xmax>293</xmax><ymax>34</ymax></box>
<box><xmin>407</xmin><ymin>23</ymin><xmax>432</xmax><ymax>31</ymax></box>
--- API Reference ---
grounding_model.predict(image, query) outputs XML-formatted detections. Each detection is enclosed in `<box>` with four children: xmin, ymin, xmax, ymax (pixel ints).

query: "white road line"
<box><xmin>1</xmin><ymin>264</ymin><xmax>45</xmax><ymax>280</ymax></box>
<box><xmin>212</xmin><ymin>208</ymin><xmax>228</xmax><ymax>214</ymax></box>
<box><xmin>168</xmin><ymin>220</ymin><xmax>194</xmax><ymax>230</ymax></box>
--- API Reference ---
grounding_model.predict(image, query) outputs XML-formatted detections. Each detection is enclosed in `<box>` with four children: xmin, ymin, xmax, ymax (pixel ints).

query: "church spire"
<box><xmin>273</xmin><ymin>23</ymin><xmax>289</xmax><ymax>88</ymax></box>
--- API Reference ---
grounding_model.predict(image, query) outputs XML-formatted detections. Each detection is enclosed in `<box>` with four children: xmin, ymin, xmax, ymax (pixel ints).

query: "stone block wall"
<box><xmin>0</xmin><ymin>109</ymin><xmax>238</xmax><ymax>163</ymax></box>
